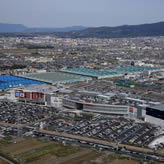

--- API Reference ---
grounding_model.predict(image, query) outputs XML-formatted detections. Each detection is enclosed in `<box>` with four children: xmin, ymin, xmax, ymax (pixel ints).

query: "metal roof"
<box><xmin>22</xmin><ymin>72</ymin><xmax>91</xmax><ymax>84</ymax></box>
<box><xmin>110</xmin><ymin>66</ymin><xmax>160</xmax><ymax>73</ymax></box>
<box><xmin>150</xmin><ymin>104</ymin><xmax>164</xmax><ymax>112</ymax></box>
<box><xmin>62</xmin><ymin>66</ymin><xmax>160</xmax><ymax>79</ymax></box>
<box><xmin>0</xmin><ymin>75</ymin><xmax>44</xmax><ymax>90</ymax></box>
<box><xmin>21</xmin><ymin>84</ymin><xmax>58</xmax><ymax>94</ymax></box>
<box><xmin>63</xmin><ymin>68</ymin><xmax>121</xmax><ymax>78</ymax></box>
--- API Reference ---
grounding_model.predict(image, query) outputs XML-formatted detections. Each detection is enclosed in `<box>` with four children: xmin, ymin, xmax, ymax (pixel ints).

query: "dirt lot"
<box><xmin>1</xmin><ymin>138</ymin><xmax>52</xmax><ymax>156</ymax></box>
<box><xmin>59</xmin><ymin>152</ymin><xmax>140</xmax><ymax>164</ymax></box>
<box><xmin>106</xmin><ymin>159</ymin><xmax>139</xmax><ymax>164</ymax></box>
<box><xmin>59</xmin><ymin>151</ymin><xmax>101</xmax><ymax>164</ymax></box>
<box><xmin>1</xmin><ymin>138</ymin><xmax>82</xmax><ymax>164</ymax></box>
<box><xmin>0</xmin><ymin>158</ymin><xmax>9</xmax><ymax>164</ymax></box>
<box><xmin>104</xmin><ymin>155</ymin><xmax>140</xmax><ymax>164</ymax></box>
<box><xmin>156</xmin><ymin>149</ymin><xmax>164</xmax><ymax>155</ymax></box>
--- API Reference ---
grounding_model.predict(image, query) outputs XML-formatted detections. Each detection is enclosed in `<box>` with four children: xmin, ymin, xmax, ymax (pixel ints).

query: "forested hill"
<box><xmin>54</xmin><ymin>22</ymin><xmax>164</xmax><ymax>38</ymax></box>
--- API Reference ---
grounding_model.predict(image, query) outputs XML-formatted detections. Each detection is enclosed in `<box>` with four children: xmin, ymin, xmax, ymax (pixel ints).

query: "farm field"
<box><xmin>0</xmin><ymin>137</ymin><xmax>143</xmax><ymax>164</ymax></box>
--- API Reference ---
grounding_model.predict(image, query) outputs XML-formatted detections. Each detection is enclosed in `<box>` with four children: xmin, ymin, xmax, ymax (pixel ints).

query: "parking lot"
<box><xmin>0</xmin><ymin>100</ymin><xmax>161</xmax><ymax>149</ymax></box>
<box><xmin>44</xmin><ymin>116</ymin><xmax>78</xmax><ymax>132</ymax></box>
<box><xmin>41</xmin><ymin>114</ymin><xmax>160</xmax><ymax>148</ymax></box>
<box><xmin>68</xmin><ymin>117</ymin><xmax>158</xmax><ymax>148</ymax></box>
<box><xmin>0</xmin><ymin>100</ymin><xmax>57</xmax><ymax>125</ymax></box>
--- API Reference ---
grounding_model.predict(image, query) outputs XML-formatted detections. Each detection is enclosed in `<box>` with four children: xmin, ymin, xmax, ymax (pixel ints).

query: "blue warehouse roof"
<box><xmin>0</xmin><ymin>75</ymin><xmax>44</xmax><ymax>90</ymax></box>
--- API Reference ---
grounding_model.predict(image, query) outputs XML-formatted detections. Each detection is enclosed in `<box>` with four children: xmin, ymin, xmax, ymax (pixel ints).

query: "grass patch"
<box><xmin>0</xmin><ymin>137</ymin><xmax>13</xmax><ymax>147</ymax></box>
<box><xmin>2</xmin><ymin>138</ymin><xmax>51</xmax><ymax>156</ymax></box>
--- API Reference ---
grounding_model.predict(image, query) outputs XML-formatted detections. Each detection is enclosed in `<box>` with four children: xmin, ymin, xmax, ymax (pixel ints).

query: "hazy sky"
<box><xmin>0</xmin><ymin>0</ymin><xmax>164</xmax><ymax>27</ymax></box>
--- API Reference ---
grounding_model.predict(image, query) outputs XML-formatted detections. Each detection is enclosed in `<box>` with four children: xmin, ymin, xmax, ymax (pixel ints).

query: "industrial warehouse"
<box><xmin>21</xmin><ymin>71</ymin><xmax>91</xmax><ymax>84</ymax></box>
<box><xmin>62</xmin><ymin>66</ymin><xmax>160</xmax><ymax>79</ymax></box>
<box><xmin>62</xmin><ymin>68</ymin><xmax>121</xmax><ymax>79</ymax></box>
<box><xmin>0</xmin><ymin>75</ymin><xmax>44</xmax><ymax>90</ymax></box>
<box><xmin>0</xmin><ymin>66</ymin><xmax>161</xmax><ymax>90</ymax></box>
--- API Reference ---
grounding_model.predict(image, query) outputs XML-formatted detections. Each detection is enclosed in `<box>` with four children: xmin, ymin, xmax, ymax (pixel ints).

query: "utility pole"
<box><xmin>16</xmin><ymin>104</ymin><xmax>22</xmax><ymax>143</ymax></box>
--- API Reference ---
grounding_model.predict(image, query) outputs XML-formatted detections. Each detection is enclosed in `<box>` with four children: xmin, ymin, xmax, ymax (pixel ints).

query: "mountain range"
<box><xmin>0</xmin><ymin>21</ymin><xmax>164</xmax><ymax>38</ymax></box>
<box><xmin>54</xmin><ymin>22</ymin><xmax>164</xmax><ymax>38</ymax></box>
<box><xmin>0</xmin><ymin>23</ymin><xmax>87</xmax><ymax>33</ymax></box>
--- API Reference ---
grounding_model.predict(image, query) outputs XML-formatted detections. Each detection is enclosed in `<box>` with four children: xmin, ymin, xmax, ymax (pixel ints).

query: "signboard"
<box><xmin>129</xmin><ymin>107</ymin><xmax>134</xmax><ymax>113</ymax></box>
<box><xmin>84</xmin><ymin>104</ymin><xmax>94</xmax><ymax>107</ymax></box>
<box><xmin>20</xmin><ymin>93</ymin><xmax>24</xmax><ymax>98</ymax></box>
<box><xmin>15</xmin><ymin>92</ymin><xmax>20</xmax><ymax>97</ymax></box>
